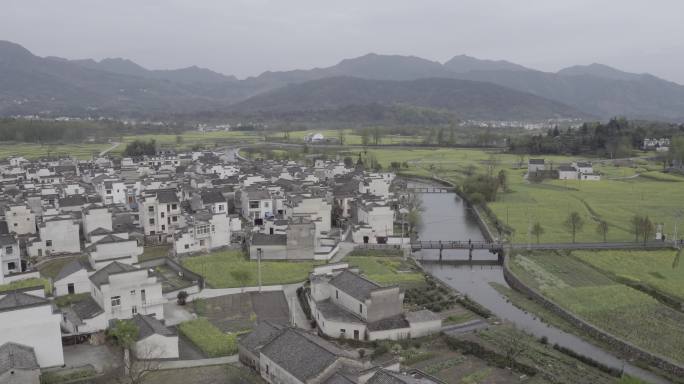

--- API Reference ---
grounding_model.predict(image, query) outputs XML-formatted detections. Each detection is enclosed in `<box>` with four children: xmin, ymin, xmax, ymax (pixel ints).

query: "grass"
<box><xmin>362</xmin><ymin>147</ymin><xmax>684</xmax><ymax>244</ymax></box>
<box><xmin>0</xmin><ymin>277</ymin><xmax>51</xmax><ymax>295</ymax></box>
<box><xmin>181</xmin><ymin>250</ymin><xmax>319</xmax><ymax>288</ymax></box>
<box><xmin>510</xmin><ymin>252</ymin><xmax>684</xmax><ymax>365</ymax></box>
<box><xmin>178</xmin><ymin>318</ymin><xmax>238</xmax><ymax>357</ymax></box>
<box><xmin>574</xmin><ymin>249</ymin><xmax>684</xmax><ymax>300</ymax></box>
<box><xmin>0</xmin><ymin>142</ymin><xmax>111</xmax><ymax>160</ymax></box>
<box><xmin>345</xmin><ymin>255</ymin><xmax>424</xmax><ymax>286</ymax></box>
<box><xmin>54</xmin><ymin>293</ymin><xmax>91</xmax><ymax>308</ymax></box>
<box><xmin>139</xmin><ymin>245</ymin><xmax>170</xmax><ymax>262</ymax></box>
<box><xmin>279</xmin><ymin>129</ymin><xmax>424</xmax><ymax>146</ymax></box>
<box><xmin>39</xmin><ymin>367</ymin><xmax>97</xmax><ymax>384</ymax></box>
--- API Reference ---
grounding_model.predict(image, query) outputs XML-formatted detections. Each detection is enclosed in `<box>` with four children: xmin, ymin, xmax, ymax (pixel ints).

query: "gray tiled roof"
<box><xmin>251</xmin><ymin>233</ymin><xmax>287</xmax><ymax>246</ymax></box>
<box><xmin>329</xmin><ymin>270</ymin><xmax>380</xmax><ymax>302</ymax></box>
<box><xmin>71</xmin><ymin>296</ymin><xmax>104</xmax><ymax>320</ymax></box>
<box><xmin>59</xmin><ymin>195</ymin><xmax>87</xmax><ymax>207</ymax></box>
<box><xmin>0</xmin><ymin>291</ymin><xmax>49</xmax><ymax>312</ymax></box>
<box><xmin>132</xmin><ymin>314</ymin><xmax>176</xmax><ymax>340</ymax></box>
<box><xmin>367</xmin><ymin>314</ymin><xmax>409</xmax><ymax>332</ymax></box>
<box><xmin>239</xmin><ymin>321</ymin><xmax>283</xmax><ymax>355</ymax></box>
<box><xmin>0</xmin><ymin>342</ymin><xmax>38</xmax><ymax>374</ymax></box>
<box><xmin>200</xmin><ymin>190</ymin><xmax>225</xmax><ymax>204</ymax></box>
<box><xmin>55</xmin><ymin>259</ymin><xmax>88</xmax><ymax>281</ymax></box>
<box><xmin>260</xmin><ymin>329</ymin><xmax>340</xmax><ymax>382</ymax></box>
<box><xmin>89</xmin><ymin>261</ymin><xmax>140</xmax><ymax>288</ymax></box>
<box><xmin>323</xmin><ymin>373</ymin><xmax>357</xmax><ymax>384</ymax></box>
<box><xmin>315</xmin><ymin>299</ymin><xmax>364</xmax><ymax>324</ymax></box>
<box><xmin>0</xmin><ymin>234</ymin><xmax>16</xmax><ymax>246</ymax></box>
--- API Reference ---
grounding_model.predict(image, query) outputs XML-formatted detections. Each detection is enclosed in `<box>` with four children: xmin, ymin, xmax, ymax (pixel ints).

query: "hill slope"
<box><xmin>231</xmin><ymin>76</ymin><xmax>587</xmax><ymax>120</ymax></box>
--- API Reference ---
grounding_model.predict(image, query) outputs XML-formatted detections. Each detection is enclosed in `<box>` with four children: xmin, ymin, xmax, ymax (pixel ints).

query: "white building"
<box><xmin>29</xmin><ymin>215</ymin><xmax>81</xmax><ymax>256</ymax></box>
<box><xmin>0</xmin><ymin>288</ymin><xmax>64</xmax><ymax>368</ymax></box>
<box><xmin>241</xmin><ymin>189</ymin><xmax>273</xmax><ymax>225</ymax></box>
<box><xmin>139</xmin><ymin>190</ymin><xmax>181</xmax><ymax>242</ymax></box>
<box><xmin>53</xmin><ymin>259</ymin><xmax>92</xmax><ymax>297</ymax></box>
<box><xmin>0</xmin><ymin>235</ymin><xmax>22</xmax><ymax>278</ymax></box>
<box><xmin>89</xmin><ymin>262</ymin><xmax>165</xmax><ymax>322</ymax></box>
<box><xmin>86</xmin><ymin>234</ymin><xmax>143</xmax><ymax>269</ymax></box>
<box><xmin>308</xmin><ymin>267</ymin><xmax>441</xmax><ymax>341</ymax></box>
<box><xmin>352</xmin><ymin>202</ymin><xmax>394</xmax><ymax>244</ymax></box>
<box><xmin>174</xmin><ymin>212</ymin><xmax>233</xmax><ymax>255</ymax></box>
<box><xmin>4</xmin><ymin>205</ymin><xmax>36</xmax><ymax>235</ymax></box>
<box><xmin>131</xmin><ymin>314</ymin><xmax>179</xmax><ymax>360</ymax></box>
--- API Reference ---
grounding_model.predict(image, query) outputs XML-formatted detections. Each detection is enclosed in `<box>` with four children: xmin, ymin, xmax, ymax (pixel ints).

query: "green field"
<box><xmin>363</xmin><ymin>147</ymin><xmax>684</xmax><ymax>243</ymax></box>
<box><xmin>281</xmin><ymin>129</ymin><xmax>424</xmax><ymax>146</ymax></box>
<box><xmin>181</xmin><ymin>250</ymin><xmax>319</xmax><ymax>288</ymax></box>
<box><xmin>510</xmin><ymin>252</ymin><xmax>684</xmax><ymax>364</ymax></box>
<box><xmin>574</xmin><ymin>249</ymin><xmax>684</xmax><ymax>300</ymax></box>
<box><xmin>0</xmin><ymin>142</ymin><xmax>111</xmax><ymax>160</ymax></box>
<box><xmin>178</xmin><ymin>318</ymin><xmax>238</xmax><ymax>357</ymax></box>
<box><xmin>345</xmin><ymin>255</ymin><xmax>425</xmax><ymax>286</ymax></box>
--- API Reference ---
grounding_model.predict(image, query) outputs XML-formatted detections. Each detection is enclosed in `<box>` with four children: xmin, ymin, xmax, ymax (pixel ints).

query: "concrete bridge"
<box><xmin>405</xmin><ymin>187</ymin><xmax>456</xmax><ymax>193</ymax></box>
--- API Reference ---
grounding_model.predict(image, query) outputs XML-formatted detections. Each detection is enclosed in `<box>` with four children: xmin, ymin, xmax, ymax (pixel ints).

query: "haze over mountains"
<box><xmin>2</xmin><ymin>40</ymin><xmax>684</xmax><ymax>122</ymax></box>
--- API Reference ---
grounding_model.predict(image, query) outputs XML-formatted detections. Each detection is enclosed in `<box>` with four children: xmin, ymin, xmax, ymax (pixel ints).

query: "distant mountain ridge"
<box><xmin>1</xmin><ymin>40</ymin><xmax>684</xmax><ymax>122</ymax></box>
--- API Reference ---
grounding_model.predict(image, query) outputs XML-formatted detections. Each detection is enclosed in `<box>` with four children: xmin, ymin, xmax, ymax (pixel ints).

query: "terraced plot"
<box><xmin>511</xmin><ymin>252</ymin><xmax>684</xmax><ymax>364</ymax></box>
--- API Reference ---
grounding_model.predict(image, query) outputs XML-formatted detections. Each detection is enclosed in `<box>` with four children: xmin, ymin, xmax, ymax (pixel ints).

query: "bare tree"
<box><xmin>631</xmin><ymin>215</ymin><xmax>642</xmax><ymax>243</ymax></box>
<box><xmin>501</xmin><ymin>329</ymin><xmax>527</xmax><ymax>368</ymax></box>
<box><xmin>596</xmin><ymin>220</ymin><xmax>609</xmax><ymax>242</ymax></box>
<box><xmin>641</xmin><ymin>216</ymin><xmax>655</xmax><ymax>245</ymax></box>
<box><xmin>564</xmin><ymin>212</ymin><xmax>584</xmax><ymax>243</ymax></box>
<box><xmin>109</xmin><ymin>320</ymin><xmax>160</xmax><ymax>384</ymax></box>
<box><xmin>531</xmin><ymin>222</ymin><xmax>544</xmax><ymax>244</ymax></box>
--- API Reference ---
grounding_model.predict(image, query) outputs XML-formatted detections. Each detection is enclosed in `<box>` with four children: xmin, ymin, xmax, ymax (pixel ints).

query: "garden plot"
<box><xmin>511</xmin><ymin>252</ymin><xmax>684</xmax><ymax>365</ymax></box>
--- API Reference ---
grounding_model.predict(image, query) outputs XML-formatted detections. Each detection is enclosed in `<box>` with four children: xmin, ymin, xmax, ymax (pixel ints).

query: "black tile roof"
<box><xmin>132</xmin><ymin>314</ymin><xmax>176</xmax><ymax>340</ymax></box>
<box><xmin>89</xmin><ymin>261</ymin><xmax>140</xmax><ymax>288</ymax></box>
<box><xmin>329</xmin><ymin>270</ymin><xmax>380</xmax><ymax>302</ymax></box>
<box><xmin>0</xmin><ymin>342</ymin><xmax>38</xmax><ymax>374</ymax></box>
<box><xmin>71</xmin><ymin>296</ymin><xmax>104</xmax><ymax>320</ymax></box>
<box><xmin>239</xmin><ymin>321</ymin><xmax>283</xmax><ymax>355</ymax></box>
<box><xmin>260</xmin><ymin>329</ymin><xmax>341</xmax><ymax>382</ymax></box>
<box><xmin>0</xmin><ymin>291</ymin><xmax>49</xmax><ymax>312</ymax></box>
<box><xmin>251</xmin><ymin>233</ymin><xmax>287</xmax><ymax>246</ymax></box>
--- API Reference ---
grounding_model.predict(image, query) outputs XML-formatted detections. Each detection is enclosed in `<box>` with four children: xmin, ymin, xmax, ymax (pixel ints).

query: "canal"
<box><xmin>414</xmin><ymin>187</ymin><xmax>670</xmax><ymax>384</ymax></box>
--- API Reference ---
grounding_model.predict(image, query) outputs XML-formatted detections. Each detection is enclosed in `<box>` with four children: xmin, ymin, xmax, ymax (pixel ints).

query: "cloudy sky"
<box><xmin>3</xmin><ymin>0</ymin><xmax>684</xmax><ymax>83</ymax></box>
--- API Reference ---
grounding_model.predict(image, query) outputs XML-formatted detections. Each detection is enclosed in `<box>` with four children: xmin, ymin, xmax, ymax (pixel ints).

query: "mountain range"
<box><xmin>2</xmin><ymin>40</ymin><xmax>684</xmax><ymax>122</ymax></box>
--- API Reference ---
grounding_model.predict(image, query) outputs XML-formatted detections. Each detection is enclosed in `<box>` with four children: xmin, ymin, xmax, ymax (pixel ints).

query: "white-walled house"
<box><xmin>139</xmin><ymin>190</ymin><xmax>181</xmax><ymax>242</ymax></box>
<box><xmin>308</xmin><ymin>268</ymin><xmax>440</xmax><ymax>341</ymax></box>
<box><xmin>82</xmin><ymin>206</ymin><xmax>113</xmax><ymax>237</ymax></box>
<box><xmin>53</xmin><ymin>259</ymin><xmax>92</xmax><ymax>297</ymax></box>
<box><xmin>86</xmin><ymin>234</ymin><xmax>143</xmax><ymax>270</ymax></box>
<box><xmin>283</xmin><ymin>195</ymin><xmax>332</xmax><ymax>234</ymax></box>
<box><xmin>89</xmin><ymin>262</ymin><xmax>164</xmax><ymax>322</ymax></box>
<box><xmin>0</xmin><ymin>288</ymin><xmax>64</xmax><ymax>368</ymax></box>
<box><xmin>557</xmin><ymin>165</ymin><xmax>579</xmax><ymax>180</ymax></box>
<box><xmin>29</xmin><ymin>215</ymin><xmax>80</xmax><ymax>256</ymax></box>
<box><xmin>240</xmin><ymin>189</ymin><xmax>273</xmax><ymax>225</ymax></box>
<box><xmin>174</xmin><ymin>212</ymin><xmax>231</xmax><ymax>255</ymax></box>
<box><xmin>352</xmin><ymin>202</ymin><xmax>394</xmax><ymax>244</ymax></box>
<box><xmin>131</xmin><ymin>314</ymin><xmax>179</xmax><ymax>360</ymax></box>
<box><xmin>4</xmin><ymin>204</ymin><xmax>36</xmax><ymax>235</ymax></box>
<box><xmin>0</xmin><ymin>235</ymin><xmax>23</xmax><ymax>278</ymax></box>
<box><xmin>0</xmin><ymin>342</ymin><xmax>41</xmax><ymax>384</ymax></box>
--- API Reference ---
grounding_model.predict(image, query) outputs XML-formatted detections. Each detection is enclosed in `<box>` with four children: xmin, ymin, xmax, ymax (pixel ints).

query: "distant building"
<box><xmin>528</xmin><ymin>159</ymin><xmax>545</xmax><ymax>173</ymax></box>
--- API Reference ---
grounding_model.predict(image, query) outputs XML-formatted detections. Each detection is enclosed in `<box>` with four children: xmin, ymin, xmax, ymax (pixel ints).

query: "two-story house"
<box><xmin>139</xmin><ymin>189</ymin><xmax>181</xmax><ymax>243</ymax></box>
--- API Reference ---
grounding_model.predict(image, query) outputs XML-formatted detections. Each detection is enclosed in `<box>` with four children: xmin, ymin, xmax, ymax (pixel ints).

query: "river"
<box><xmin>413</xmin><ymin>187</ymin><xmax>670</xmax><ymax>384</ymax></box>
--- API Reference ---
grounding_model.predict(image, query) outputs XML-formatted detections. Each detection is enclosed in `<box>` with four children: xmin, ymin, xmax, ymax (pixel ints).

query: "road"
<box><xmin>99</xmin><ymin>141</ymin><xmax>120</xmax><ymax>156</ymax></box>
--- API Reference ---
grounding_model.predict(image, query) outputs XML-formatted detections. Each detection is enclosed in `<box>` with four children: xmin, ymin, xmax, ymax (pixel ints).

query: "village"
<box><xmin>0</xmin><ymin>148</ymin><xmax>453</xmax><ymax>384</ymax></box>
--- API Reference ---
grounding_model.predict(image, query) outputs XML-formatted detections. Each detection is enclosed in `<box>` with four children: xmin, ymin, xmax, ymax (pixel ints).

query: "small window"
<box><xmin>172</xmin><ymin>216</ymin><xmax>178</xmax><ymax>222</ymax></box>
<box><xmin>161</xmin><ymin>212</ymin><xmax>165</xmax><ymax>218</ymax></box>
<box><xmin>359</xmin><ymin>304</ymin><xmax>363</xmax><ymax>313</ymax></box>
<box><xmin>149</xmin><ymin>218</ymin><xmax>155</xmax><ymax>224</ymax></box>
<box><xmin>46</xmin><ymin>240</ymin><xmax>53</xmax><ymax>247</ymax></box>
<box><xmin>172</xmin><ymin>204</ymin><xmax>178</xmax><ymax>210</ymax></box>
<box><xmin>111</xmin><ymin>296</ymin><xmax>121</xmax><ymax>307</ymax></box>
<box><xmin>5</xmin><ymin>246</ymin><xmax>12</xmax><ymax>254</ymax></box>
<box><xmin>199</xmin><ymin>239</ymin><xmax>205</xmax><ymax>246</ymax></box>
<box><xmin>161</xmin><ymin>225</ymin><xmax>166</xmax><ymax>231</ymax></box>
<box><xmin>7</xmin><ymin>262</ymin><xmax>16</xmax><ymax>270</ymax></box>
<box><xmin>132</xmin><ymin>306</ymin><xmax>137</xmax><ymax>315</ymax></box>
<box><xmin>141</xmin><ymin>290</ymin><xmax>146</xmax><ymax>304</ymax></box>
<box><xmin>336</xmin><ymin>290</ymin><xmax>339</xmax><ymax>299</ymax></box>
<box><xmin>106</xmin><ymin>190</ymin><xmax>112</xmax><ymax>195</ymax></box>
<box><xmin>130</xmin><ymin>290</ymin><xmax>136</xmax><ymax>296</ymax></box>
<box><xmin>184</xmin><ymin>244</ymin><xmax>189</xmax><ymax>249</ymax></box>
<box><xmin>148</xmin><ymin>206</ymin><xmax>155</xmax><ymax>213</ymax></box>
<box><xmin>13</xmin><ymin>223</ymin><xmax>17</xmax><ymax>227</ymax></box>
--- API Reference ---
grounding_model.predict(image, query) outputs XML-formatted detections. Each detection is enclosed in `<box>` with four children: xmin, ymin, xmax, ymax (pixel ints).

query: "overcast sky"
<box><xmin>3</xmin><ymin>0</ymin><xmax>684</xmax><ymax>83</ymax></box>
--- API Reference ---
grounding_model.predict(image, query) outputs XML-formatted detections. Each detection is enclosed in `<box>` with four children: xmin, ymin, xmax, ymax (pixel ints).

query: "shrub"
<box><xmin>179</xmin><ymin>318</ymin><xmax>237</xmax><ymax>357</ymax></box>
<box><xmin>177</xmin><ymin>290</ymin><xmax>188</xmax><ymax>305</ymax></box>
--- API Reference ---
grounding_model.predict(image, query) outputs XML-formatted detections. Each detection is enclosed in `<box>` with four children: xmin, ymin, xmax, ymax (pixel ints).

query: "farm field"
<box><xmin>180</xmin><ymin>250</ymin><xmax>320</xmax><ymax>288</ymax></box>
<box><xmin>283</xmin><ymin>129</ymin><xmax>424</xmax><ymax>145</ymax></box>
<box><xmin>510</xmin><ymin>252</ymin><xmax>684</xmax><ymax>364</ymax></box>
<box><xmin>574</xmin><ymin>249</ymin><xmax>684</xmax><ymax>301</ymax></box>
<box><xmin>364</xmin><ymin>147</ymin><xmax>684</xmax><ymax>243</ymax></box>
<box><xmin>0</xmin><ymin>142</ymin><xmax>111</xmax><ymax>160</ymax></box>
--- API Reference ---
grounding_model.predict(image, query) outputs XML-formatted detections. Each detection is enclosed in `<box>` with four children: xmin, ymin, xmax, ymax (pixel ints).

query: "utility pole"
<box><xmin>257</xmin><ymin>248</ymin><xmax>262</xmax><ymax>293</ymax></box>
